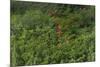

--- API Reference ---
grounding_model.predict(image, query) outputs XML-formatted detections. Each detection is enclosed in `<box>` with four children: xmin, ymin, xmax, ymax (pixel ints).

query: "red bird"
<box><xmin>55</xmin><ymin>23</ymin><xmax>62</xmax><ymax>37</ymax></box>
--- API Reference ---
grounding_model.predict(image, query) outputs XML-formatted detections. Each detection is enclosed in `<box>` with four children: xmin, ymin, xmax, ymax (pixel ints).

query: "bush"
<box><xmin>11</xmin><ymin>1</ymin><xmax>95</xmax><ymax>67</ymax></box>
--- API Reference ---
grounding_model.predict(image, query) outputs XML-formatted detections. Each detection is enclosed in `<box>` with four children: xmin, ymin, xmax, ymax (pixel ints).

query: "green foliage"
<box><xmin>11</xmin><ymin>1</ymin><xmax>95</xmax><ymax>67</ymax></box>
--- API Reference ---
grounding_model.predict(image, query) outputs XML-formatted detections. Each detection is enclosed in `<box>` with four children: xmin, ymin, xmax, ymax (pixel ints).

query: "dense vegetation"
<box><xmin>11</xmin><ymin>1</ymin><xmax>95</xmax><ymax>67</ymax></box>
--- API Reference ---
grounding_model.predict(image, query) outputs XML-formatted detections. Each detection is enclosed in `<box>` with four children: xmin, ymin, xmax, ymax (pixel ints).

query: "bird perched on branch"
<box><xmin>48</xmin><ymin>9</ymin><xmax>62</xmax><ymax>37</ymax></box>
<box><xmin>55</xmin><ymin>23</ymin><xmax>62</xmax><ymax>37</ymax></box>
